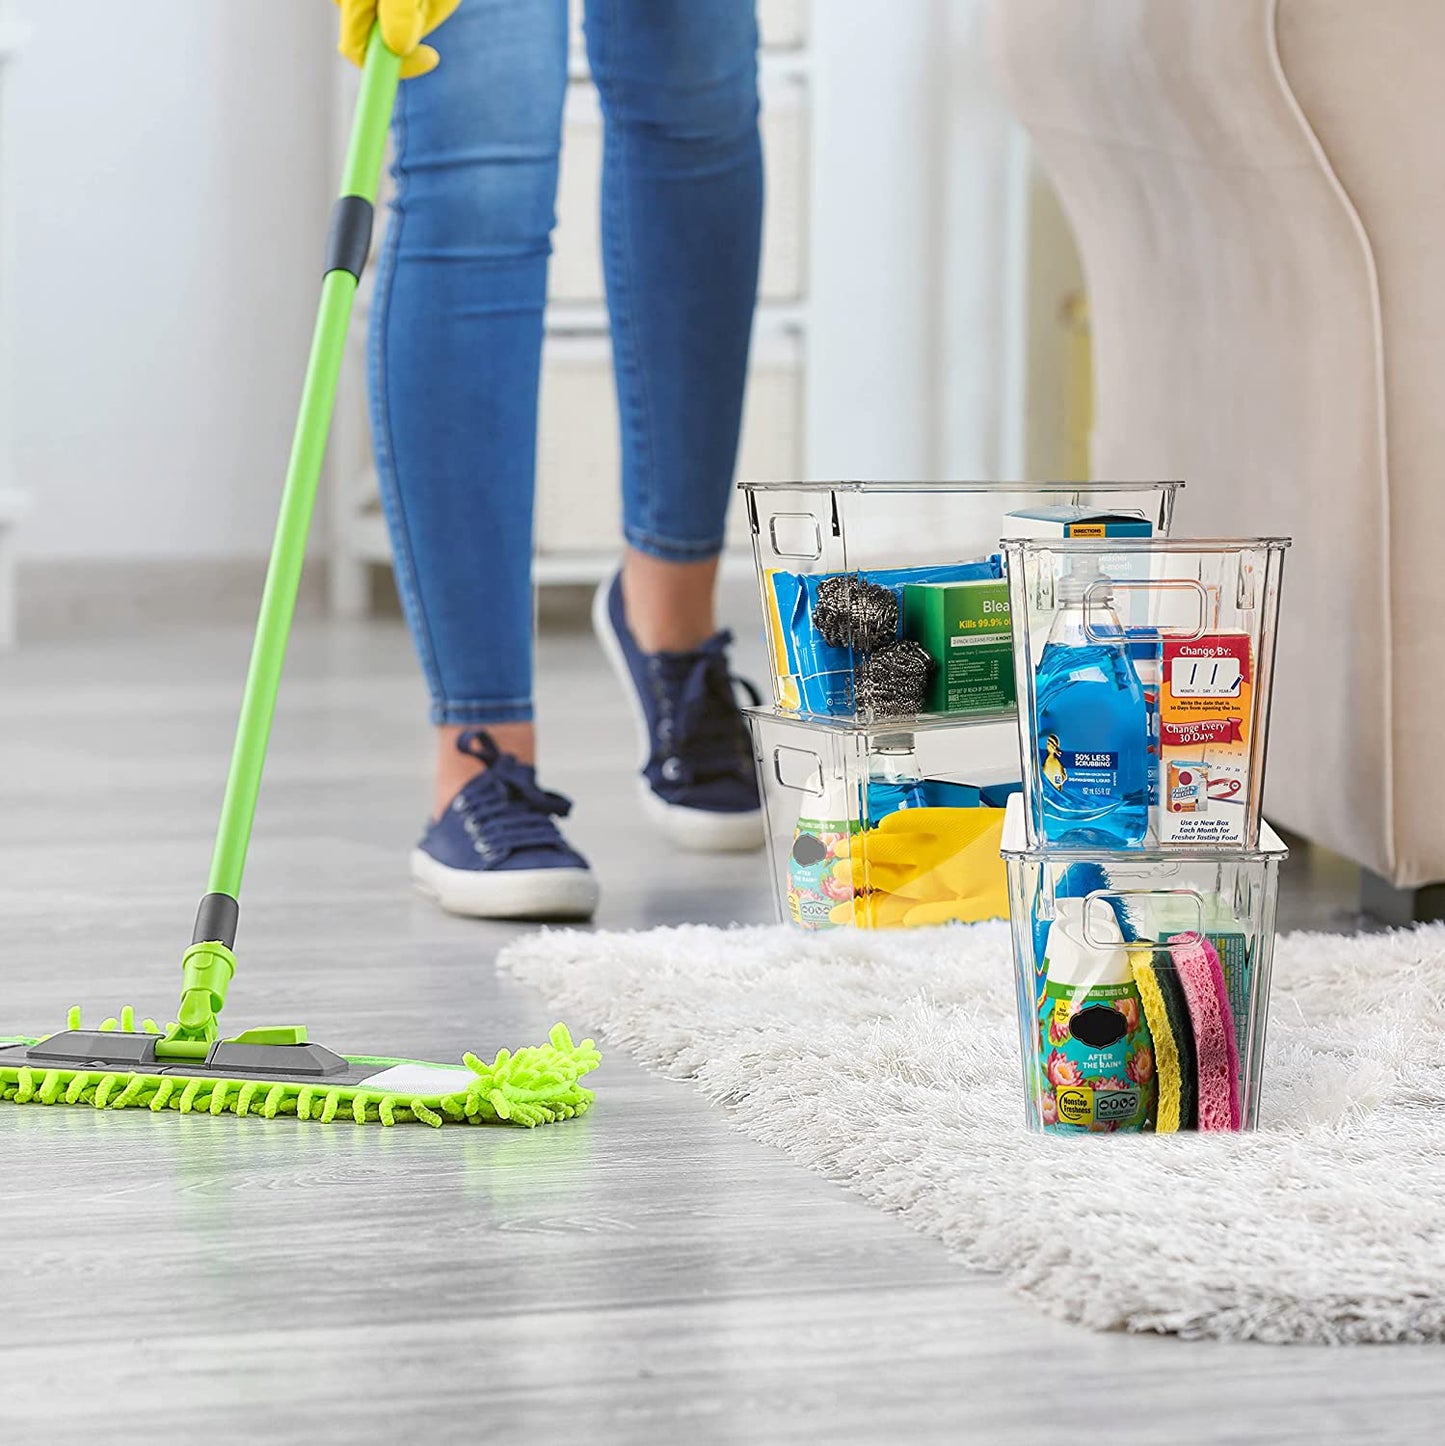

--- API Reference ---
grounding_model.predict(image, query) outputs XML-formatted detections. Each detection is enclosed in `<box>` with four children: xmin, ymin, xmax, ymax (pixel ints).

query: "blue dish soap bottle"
<box><xmin>1035</xmin><ymin>571</ymin><xmax>1148</xmax><ymax>847</ymax></box>
<box><xmin>865</xmin><ymin>732</ymin><xmax>929</xmax><ymax>823</ymax></box>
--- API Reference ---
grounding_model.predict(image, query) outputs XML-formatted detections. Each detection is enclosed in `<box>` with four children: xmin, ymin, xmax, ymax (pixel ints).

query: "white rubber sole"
<box><xmin>639</xmin><ymin>785</ymin><xmax>765</xmax><ymax>852</ymax></box>
<box><xmin>410</xmin><ymin>849</ymin><xmax>599</xmax><ymax>921</ymax></box>
<box><xmin>592</xmin><ymin>571</ymin><xmax>765</xmax><ymax>854</ymax></box>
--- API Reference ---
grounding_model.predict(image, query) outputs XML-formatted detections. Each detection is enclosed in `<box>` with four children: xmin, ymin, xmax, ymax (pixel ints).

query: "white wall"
<box><xmin>806</xmin><ymin>0</ymin><xmax>943</xmax><ymax>479</ymax></box>
<box><xmin>806</xmin><ymin>0</ymin><xmax>1029</xmax><ymax>483</ymax></box>
<box><xmin>9</xmin><ymin>0</ymin><xmax>334</xmax><ymax>560</ymax></box>
<box><xmin>936</xmin><ymin>0</ymin><xmax>1031</xmax><ymax>480</ymax></box>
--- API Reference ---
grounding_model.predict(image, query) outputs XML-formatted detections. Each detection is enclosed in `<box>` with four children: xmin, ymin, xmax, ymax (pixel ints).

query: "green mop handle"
<box><xmin>174</xmin><ymin>28</ymin><xmax>403</xmax><ymax>1038</ymax></box>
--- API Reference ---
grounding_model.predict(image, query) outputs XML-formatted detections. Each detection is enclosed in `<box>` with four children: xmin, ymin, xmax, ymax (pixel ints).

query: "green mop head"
<box><xmin>0</xmin><ymin>1010</ymin><xmax>599</xmax><ymax>1129</ymax></box>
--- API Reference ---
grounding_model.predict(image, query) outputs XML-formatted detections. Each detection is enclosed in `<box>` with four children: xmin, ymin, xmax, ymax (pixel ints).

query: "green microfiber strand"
<box><xmin>0</xmin><ymin>1021</ymin><xmax>600</xmax><ymax>1130</ymax></box>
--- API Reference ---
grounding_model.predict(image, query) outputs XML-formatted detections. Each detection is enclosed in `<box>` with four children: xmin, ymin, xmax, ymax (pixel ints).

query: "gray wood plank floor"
<box><xmin>0</xmin><ymin>611</ymin><xmax>1436</xmax><ymax>1444</ymax></box>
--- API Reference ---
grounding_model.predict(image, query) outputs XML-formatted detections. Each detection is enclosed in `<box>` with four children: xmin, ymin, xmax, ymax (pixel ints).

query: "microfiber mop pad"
<box><xmin>1169</xmin><ymin>934</ymin><xmax>1241</xmax><ymax>1130</ymax></box>
<box><xmin>1129</xmin><ymin>948</ymin><xmax>1198</xmax><ymax>1132</ymax></box>
<box><xmin>0</xmin><ymin>1012</ymin><xmax>599</xmax><ymax>1129</ymax></box>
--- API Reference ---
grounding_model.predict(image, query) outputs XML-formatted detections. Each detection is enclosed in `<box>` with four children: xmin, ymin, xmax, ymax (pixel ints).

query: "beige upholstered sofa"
<box><xmin>990</xmin><ymin>0</ymin><xmax>1445</xmax><ymax>900</ymax></box>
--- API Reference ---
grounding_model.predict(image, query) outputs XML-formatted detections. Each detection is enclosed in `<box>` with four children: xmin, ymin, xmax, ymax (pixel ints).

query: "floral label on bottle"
<box><xmin>787</xmin><ymin>820</ymin><xmax>854</xmax><ymax>929</ymax></box>
<box><xmin>1038</xmin><ymin>980</ymin><xmax>1155</xmax><ymax>1132</ymax></box>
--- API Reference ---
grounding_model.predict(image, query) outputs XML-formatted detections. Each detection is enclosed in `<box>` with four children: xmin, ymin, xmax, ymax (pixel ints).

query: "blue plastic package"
<box><xmin>864</xmin><ymin>776</ymin><xmax>1021</xmax><ymax>824</ymax></box>
<box><xmin>768</xmin><ymin>559</ymin><xmax>1004</xmax><ymax>716</ymax></box>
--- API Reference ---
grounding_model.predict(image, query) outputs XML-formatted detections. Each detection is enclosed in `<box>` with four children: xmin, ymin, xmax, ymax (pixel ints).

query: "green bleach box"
<box><xmin>902</xmin><ymin>579</ymin><xmax>1015</xmax><ymax>715</ymax></box>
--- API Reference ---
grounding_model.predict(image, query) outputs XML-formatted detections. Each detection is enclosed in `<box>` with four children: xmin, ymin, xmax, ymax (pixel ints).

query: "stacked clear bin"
<box><xmin>1001</xmin><ymin>804</ymin><xmax>1287</xmax><ymax>1131</ymax></box>
<box><xmin>1000</xmin><ymin>536</ymin><xmax>1291</xmax><ymax>1133</ymax></box>
<box><xmin>739</xmin><ymin>482</ymin><xmax>1182</xmax><ymax>932</ymax></box>
<box><xmin>751</xmin><ymin>710</ymin><xmax>1024</xmax><ymax>928</ymax></box>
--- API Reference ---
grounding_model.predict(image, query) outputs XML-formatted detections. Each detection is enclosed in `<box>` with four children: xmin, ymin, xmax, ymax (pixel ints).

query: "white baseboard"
<box><xmin>17</xmin><ymin>558</ymin><xmax>329</xmax><ymax>639</ymax></box>
<box><xmin>15</xmin><ymin>551</ymin><xmax>762</xmax><ymax>642</ymax></box>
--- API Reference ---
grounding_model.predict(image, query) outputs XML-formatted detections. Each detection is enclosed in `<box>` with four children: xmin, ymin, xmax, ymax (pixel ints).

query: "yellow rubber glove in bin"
<box><xmin>829</xmin><ymin>807</ymin><xmax>1010</xmax><ymax>927</ymax></box>
<box><xmin>335</xmin><ymin>0</ymin><xmax>462</xmax><ymax>78</ymax></box>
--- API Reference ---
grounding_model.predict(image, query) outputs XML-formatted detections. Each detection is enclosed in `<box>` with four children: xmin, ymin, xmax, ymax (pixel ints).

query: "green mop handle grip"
<box><xmin>178</xmin><ymin>29</ymin><xmax>402</xmax><ymax>1034</ymax></box>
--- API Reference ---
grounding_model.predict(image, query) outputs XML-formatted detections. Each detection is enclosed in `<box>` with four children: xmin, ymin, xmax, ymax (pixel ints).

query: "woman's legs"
<box><xmin>583</xmin><ymin>2</ymin><xmax>765</xmax><ymax>850</ymax></box>
<box><xmin>583</xmin><ymin>0</ymin><xmax>763</xmax><ymax>650</ymax></box>
<box><xmin>368</xmin><ymin>0</ymin><xmax>569</xmax><ymax>816</ymax></box>
<box><xmin>618</xmin><ymin>553</ymin><xmax>721</xmax><ymax>653</ymax></box>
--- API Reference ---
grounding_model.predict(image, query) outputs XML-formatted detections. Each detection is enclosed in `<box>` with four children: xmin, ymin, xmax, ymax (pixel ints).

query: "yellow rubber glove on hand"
<box><xmin>828</xmin><ymin>891</ymin><xmax>914</xmax><ymax>928</ymax></box>
<box><xmin>336</xmin><ymin>0</ymin><xmax>462</xmax><ymax>78</ymax></box>
<box><xmin>829</xmin><ymin>807</ymin><xmax>1010</xmax><ymax>926</ymax></box>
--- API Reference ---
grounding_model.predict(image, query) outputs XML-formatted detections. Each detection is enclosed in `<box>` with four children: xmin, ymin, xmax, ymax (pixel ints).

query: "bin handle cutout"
<box><xmin>768</xmin><ymin>513</ymin><xmax>824</xmax><ymax>561</ymax></box>
<box><xmin>1084</xmin><ymin>577</ymin><xmax>1211</xmax><ymax>643</ymax></box>
<box><xmin>772</xmin><ymin>744</ymin><xmax>825</xmax><ymax>797</ymax></box>
<box><xmin>1102</xmin><ymin>860</ymin><xmax>1183</xmax><ymax>882</ymax></box>
<box><xmin>1082</xmin><ymin>887</ymin><xmax>1205</xmax><ymax>948</ymax></box>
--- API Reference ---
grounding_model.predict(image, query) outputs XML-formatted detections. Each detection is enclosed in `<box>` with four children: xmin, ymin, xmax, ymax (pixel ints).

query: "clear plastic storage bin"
<box><xmin>746</xmin><ymin>706</ymin><xmax>1023</xmax><ymax>930</ymax></box>
<box><xmin>1003</xmin><ymin>536</ymin><xmax>1288</xmax><ymax>851</ymax></box>
<box><xmin>1001</xmin><ymin>796</ymin><xmax>1286</xmax><ymax>1133</ymax></box>
<box><xmin>741</xmin><ymin>481</ymin><xmax>1182</xmax><ymax>723</ymax></box>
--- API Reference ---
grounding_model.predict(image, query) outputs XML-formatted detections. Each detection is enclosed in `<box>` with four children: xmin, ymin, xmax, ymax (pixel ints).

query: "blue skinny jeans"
<box><xmin>368</xmin><ymin>0</ymin><xmax>763</xmax><ymax>725</ymax></box>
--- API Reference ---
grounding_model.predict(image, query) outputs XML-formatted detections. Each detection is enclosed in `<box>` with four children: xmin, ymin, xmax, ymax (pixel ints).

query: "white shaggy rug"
<box><xmin>499</xmin><ymin>921</ymin><xmax>1445</xmax><ymax>1345</ymax></box>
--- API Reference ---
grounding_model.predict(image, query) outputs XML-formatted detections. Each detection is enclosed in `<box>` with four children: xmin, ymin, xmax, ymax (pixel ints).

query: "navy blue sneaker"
<box><xmin>411</xmin><ymin>729</ymin><xmax>598</xmax><ymax>920</ymax></box>
<box><xmin>593</xmin><ymin>570</ymin><xmax>764</xmax><ymax>852</ymax></box>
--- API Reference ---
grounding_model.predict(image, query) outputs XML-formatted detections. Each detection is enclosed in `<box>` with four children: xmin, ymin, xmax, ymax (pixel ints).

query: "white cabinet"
<box><xmin>533</xmin><ymin>327</ymin><xmax>804</xmax><ymax>575</ymax></box>
<box><xmin>758</xmin><ymin>0</ymin><xmax>808</xmax><ymax>49</ymax></box>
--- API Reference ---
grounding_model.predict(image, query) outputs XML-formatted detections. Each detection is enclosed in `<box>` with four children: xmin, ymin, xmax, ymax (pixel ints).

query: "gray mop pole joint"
<box><xmin>324</xmin><ymin>195</ymin><xmax>374</xmax><ymax>282</ymax></box>
<box><xmin>191</xmin><ymin>892</ymin><xmax>240</xmax><ymax>950</ymax></box>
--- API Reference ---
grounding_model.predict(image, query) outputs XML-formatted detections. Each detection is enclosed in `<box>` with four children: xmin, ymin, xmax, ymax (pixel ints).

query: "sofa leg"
<box><xmin>1360</xmin><ymin>870</ymin><xmax>1445</xmax><ymax>926</ymax></box>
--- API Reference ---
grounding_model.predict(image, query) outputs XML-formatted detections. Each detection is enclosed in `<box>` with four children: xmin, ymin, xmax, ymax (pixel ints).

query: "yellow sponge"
<box><xmin>1129</xmin><ymin>946</ymin><xmax>1198</xmax><ymax>1131</ymax></box>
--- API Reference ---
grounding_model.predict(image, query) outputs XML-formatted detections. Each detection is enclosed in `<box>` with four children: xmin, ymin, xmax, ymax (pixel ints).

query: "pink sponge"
<box><xmin>1169</xmin><ymin>934</ymin><xmax>1242</xmax><ymax>1131</ymax></box>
